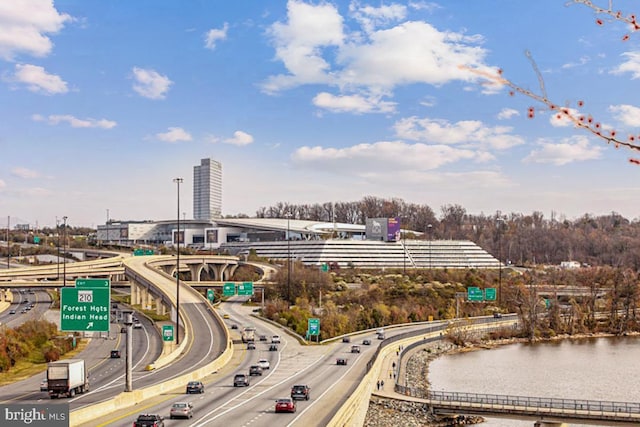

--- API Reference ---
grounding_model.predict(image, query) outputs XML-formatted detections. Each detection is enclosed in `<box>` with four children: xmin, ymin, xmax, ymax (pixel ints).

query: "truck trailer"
<box><xmin>47</xmin><ymin>359</ymin><xmax>89</xmax><ymax>398</ymax></box>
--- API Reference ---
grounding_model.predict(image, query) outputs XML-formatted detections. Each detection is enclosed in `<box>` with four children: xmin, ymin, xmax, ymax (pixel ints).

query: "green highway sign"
<box><xmin>75</xmin><ymin>278</ymin><xmax>110</xmax><ymax>289</ymax></box>
<box><xmin>60</xmin><ymin>287</ymin><xmax>110</xmax><ymax>332</ymax></box>
<box><xmin>467</xmin><ymin>287</ymin><xmax>484</xmax><ymax>302</ymax></box>
<box><xmin>237</xmin><ymin>281</ymin><xmax>254</xmax><ymax>296</ymax></box>
<box><xmin>484</xmin><ymin>288</ymin><xmax>497</xmax><ymax>301</ymax></box>
<box><xmin>321</xmin><ymin>263</ymin><xmax>329</xmax><ymax>272</ymax></box>
<box><xmin>133</xmin><ymin>249</ymin><xmax>144</xmax><ymax>256</ymax></box>
<box><xmin>162</xmin><ymin>325</ymin><xmax>174</xmax><ymax>342</ymax></box>
<box><xmin>308</xmin><ymin>318</ymin><xmax>320</xmax><ymax>335</ymax></box>
<box><xmin>207</xmin><ymin>288</ymin><xmax>215</xmax><ymax>302</ymax></box>
<box><xmin>223</xmin><ymin>282</ymin><xmax>235</xmax><ymax>296</ymax></box>
<box><xmin>33</xmin><ymin>236</ymin><xmax>40</xmax><ymax>244</ymax></box>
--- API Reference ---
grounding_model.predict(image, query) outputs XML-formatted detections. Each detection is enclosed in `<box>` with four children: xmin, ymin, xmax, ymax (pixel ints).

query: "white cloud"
<box><xmin>224</xmin><ymin>130</ymin><xmax>254</xmax><ymax>146</ymax></box>
<box><xmin>609</xmin><ymin>104</ymin><xmax>640</xmax><ymax>127</ymax></box>
<box><xmin>156</xmin><ymin>127</ymin><xmax>192</xmax><ymax>143</ymax></box>
<box><xmin>292</xmin><ymin>140</ymin><xmax>476</xmax><ymax>172</ymax></box>
<box><xmin>497</xmin><ymin>108</ymin><xmax>519</xmax><ymax>120</ymax></box>
<box><xmin>394</xmin><ymin>116</ymin><xmax>524</xmax><ymax>150</ymax></box>
<box><xmin>0</xmin><ymin>0</ymin><xmax>72</xmax><ymax>60</ymax></box>
<box><xmin>262</xmin><ymin>2</ymin><xmax>495</xmax><ymax>99</ymax></box>
<box><xmin>11</xmin><ymin>167</ymin><xmax>39</xmax><ymax>179</ymax></box>
<box><xmin>548</xmin><ymin>107</ymin><xmax>580</xmax><ymax>127</ymax></box>
<box><xmin>312</xmin><ymin>92</ymin><xmax>396</xmax><ymax>114</ymax></box>
<box><xmin>262</xmin><ymin>1</ymin><xmax>344</xmax><ymax>93</ymax></box>
<box><xmin>11</xmin><ymin>63</ymin><xmax>68</xmax><ymax>94</ymax></box>
<box><xmin>204</xmin><ymin>23</ymin><xmax>229</xmax><ymax>50</ymax></box>
<box><xmin>32</xmin><ymin>113</ymin><xmax>116</xmax><ymax>129</ymax></box>
<box><xmin>349</xmin><ymin>2</ymin><xmax>407</xmax><ymax>34</ymax></box>
<box><xmin>561</xmin><ymin>55</ymin><xmax>590</xmax><ymax>69</ymax></box>
<box><xmin>523</xmin><ymin>136</ymin><xmax>604</xmax><ymax>165</ymax></box>
<box><xmin>611</xmin><ymin>51</ymin><xmax>640</xmax><ymax>79</ymax></box>
<box><xmin>131</xmin><ymin>67</ymin><xmax>172</xmax><ymax>100</ymax></box>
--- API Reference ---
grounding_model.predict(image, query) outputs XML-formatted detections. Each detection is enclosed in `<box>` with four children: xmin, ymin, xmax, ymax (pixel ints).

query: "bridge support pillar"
<box><xmin>130</xmin><ymin>283</ymin><xmax>141</xmax><ymax>305</ymax></box>
<box><xmin>534</xmin><ymin>422</ymin><xmax>566</xmax><ymax>427</ymax></box>
<box><xmin>189</xmin><ymin>264</ymin><xmax>202</xmax><ymax>281</ymax></box>
<box><xmin>154</xmin><ymin>296</ymin><xmax>166</xmax><ymax>315</ymax></box>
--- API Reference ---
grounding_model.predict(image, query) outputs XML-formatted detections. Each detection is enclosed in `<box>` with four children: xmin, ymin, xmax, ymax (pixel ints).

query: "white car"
<box><xmin>271</xmin><ymin>335</ymin><xmax>281</xmax><ymax>343</ymax></box>
<box><xmin>258</xmin><ymin>359</ymin><xmax>270</xmax><ymax>370</ymax></box>
<box><xmin>133</xmin><ymin>322</ymin><xmax>143</xmax><ymax>329</ymax></box>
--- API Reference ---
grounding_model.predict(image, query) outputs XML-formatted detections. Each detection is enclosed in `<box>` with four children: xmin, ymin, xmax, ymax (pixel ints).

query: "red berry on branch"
<box><xmin>596</xmin><ymin>19</ymin><xmax>604</xmax><ymax>26</ymax></box>
<box><xmin>577</xmin><ymin>100</ymin><xmax>584</xmax><ymax>107</ymax></box>
<box><xmin>623</xmin><ymin>34</ymin><xmax>630</xmax><ymax>41</ymax></box>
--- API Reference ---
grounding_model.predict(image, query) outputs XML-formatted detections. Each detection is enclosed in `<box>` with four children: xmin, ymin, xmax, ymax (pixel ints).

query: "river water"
<box><xmin>428</xmin><ymin>336</ymin><xmax>640</xmax><ymax>426</ymax></box>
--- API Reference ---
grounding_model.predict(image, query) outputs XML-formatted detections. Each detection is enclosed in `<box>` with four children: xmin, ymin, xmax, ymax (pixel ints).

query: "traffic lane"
<box><xmin>69</xmin><ymin>315</ymin><xmax>161</xmax><ymax>407</ymax></box>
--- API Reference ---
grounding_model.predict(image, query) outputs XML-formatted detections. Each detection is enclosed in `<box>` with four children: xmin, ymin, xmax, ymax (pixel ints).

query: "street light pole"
<box><xmin>427</xmin><ymin>223</ymin><xmax>433</xmax><ymax>270</ymax></box>
<box><xmin>62</xmin><ymin>216</ymin><xmax>68</xmax><ymax>288</ymax></box>
<box><xmin>56</xmin><ymin>217</ymin><xmax>60</xmax><ymax>280</ymax></box>
<box><xmin>285</xmin><ymin>212</ymin><xmax>292</xmax><ymax>304</ymax></box>
<box><xmin>173</xmin><ymin>177</ymin><xmax>183</xmax><ymax>345</ymax></box>
<box><xmin>106</xmin><ymin>208</ymin><xmax>110</xmax><ymax>246</ymax></box>
<box><xmin>497</xmin><ymin>218</ymin><xmax>505</xmax><ymax>305</ymax></box>
<box><xmin>6</xmin><ymin>216</ymin><xmax>9</xmax><ymax>270</ymax></box>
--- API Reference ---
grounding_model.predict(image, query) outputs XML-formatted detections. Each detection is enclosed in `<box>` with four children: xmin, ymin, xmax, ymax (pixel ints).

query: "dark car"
<box><xmin>249</xmin><ymin>365</ymin><xmax>263</xmax><ymax>376</ymax></box>
<box><xmin>247</xmin><ymin>342</ymin><xmax>256</xmax><ymax>350</ymax></box>
<box><xmin>231</xmin><ymin>324</ymin><xmax>239</xmax><ymax>330</ymax></box>
<box><xmin>291</xmin><ymin>384</ymin><xmax>311</xmax><ymax>400</ymax></box>
<box><xmin>493</xmin><ymin>312</ymin><xmax>503</xmax><ymax>318</ymax></box>
<box><xmin>336</xmin><ymin>358</ymin><xmax>348</xmax><ymax>365</ymax></box>
<box><xmin>133</xmin><ymin>414</ymin><xmax>165</xmax><ymax>427</ymax></box>
<box><xmin>234</xmin><ymin>374</ymin><xmax>250</xmax><ymax>387</ymax></box>
<box><xmin>342</xmin><ymin>336</ymin><xmax>351</xmax><ymax>343</ymax></box>
<box><xmin>351</xmin><ymin>345</ymin><xmax>361</xmax><ymax>353</ymax></box>
<box><xmin>186</xmin><ymin>381</ymin><xmax>204</xmax><ymax>394</ymax></box>
<box><xmin>362</xmin><ymin>339</ymin><xmax>371</xmax><ymax>345</ymax></box>
<box><xmin>259</xmin><ymin>335</ymin><xmax>267</xmax><ymax>341</ymax></box>
<box><xmin>275</xmin><ymin>398</ymin><xmax>296</xmax><ymax>413</ymax></box>
<box><xmin>110</xmin><ymin>350</ymin><xmax>121</xmax><ymax>358</ymax></box>
<box><xmin>269</xmin><ymin>344</ymin><xmax>278</xmax><ymax>351</ymax></box>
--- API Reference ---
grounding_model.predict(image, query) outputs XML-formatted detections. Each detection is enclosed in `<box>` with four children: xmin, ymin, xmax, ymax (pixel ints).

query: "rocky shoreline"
<box><xmin>363</xmin><ymin>332</ymin><xmax>634</xmax><ymax>426</ymax></box>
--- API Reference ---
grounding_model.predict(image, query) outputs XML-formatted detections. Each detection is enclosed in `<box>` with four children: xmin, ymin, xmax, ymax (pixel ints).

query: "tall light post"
<box><xmin>106</xmin><ymin>209</ymin><xmax>110</xmax><ymax>246</ymax></box>
<box><xmin>62</xmin><ymin>216</ymin><xmax>68</xmax><ymax>288</ymax></box>
<box><xmin>173</xmin><ymin>177</ymin><xmax>183</xmax><ymax>345</ymax></box>
<box><xmin>427</xmin><ymin>223</ymin><xmax>433</xmax><ymax>270</ymax></box>
<box><xmin>402</xmin><ymin>218</ymin><xmax>406</xmax><ymax>275</ymax></box>
<box><xmin>497</xmin><ymin>218</ymin><xmax>505</xmax><ymax>305</ymax></box>
<box><xmin>56</xmin><ymin>217</ymin><xmax>60</xmax><ymax>280</ymax></box>
<box><xmin>285</xmin><ymin>212</ymin><xmax>292</xmax><ymax>304</ymax></box>
<box><xmin>6</xmin><ymin>216</ymin><xmax>9</xmax><ymax>270</ymax></box>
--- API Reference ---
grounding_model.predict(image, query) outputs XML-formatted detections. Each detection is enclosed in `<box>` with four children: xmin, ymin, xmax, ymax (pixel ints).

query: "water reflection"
<box><xmin>427</xmin><ymin>336</ymin><xmax>640</xmax><ymax>426</ymax></box>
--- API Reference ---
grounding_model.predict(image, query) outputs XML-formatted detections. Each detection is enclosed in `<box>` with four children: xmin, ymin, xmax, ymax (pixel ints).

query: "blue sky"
<box><xmin>2</xmin><ymin>0</ymin><xmax>640</xmax><ymax>228</ymax></box>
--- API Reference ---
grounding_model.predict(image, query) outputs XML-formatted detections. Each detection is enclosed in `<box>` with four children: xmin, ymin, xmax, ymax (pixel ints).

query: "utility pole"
<box><xmin>173</xmin><ymin>177</ymin><xmax>183</xmax><ymax>345</ymax></box>
<box><xmin>285</xmin><ymin>212</ymin><xmax>292</xmax><ymax>304</ymax></box>
<box><xmin>62</xmin><ymin>216</ymin><xmax>68</xmax><ymax>288</ymax></box>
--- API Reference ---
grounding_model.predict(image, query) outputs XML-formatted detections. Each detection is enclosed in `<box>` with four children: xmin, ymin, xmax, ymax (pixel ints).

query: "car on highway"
<box><xmin>133</xmin><ymin>414</ymin><xmax>164</xmax><ymax>427</ymax></box>
<box><xmin>231</xmin><ymin>324</ymin><xmax>238</xmax><ymax>329</ymax></box>
<box><xmin>169</xmin><ymin>402</ymin><xmax>193</xmax><ymax>419</ymax></box>
<box><xmin>110</xmin><ymin>350</ymin><xmax>121</xmax><ymax>358</ymax></box>
<box><xmin>9</xmin><ymin>309</ymin><xmax>15</xmax><ymax>314</ymax></box>
<box><xmin>133</xmin><ymin>322</ymin><xmax>143</xmax><ymax>329</ymax></box>
<box><xmin>271</xmin><ymin>335</ymin><xmax>281</xmax><ymax>343</ymax></box>
<box><xmin>351</xmin><ymin>345</ymin><xmax>361</xmax><ymax>353</ymax></box>
<box><xmin>342</xmin><ymin>336</ymin><xmax>351</xmax><ymax>343</ymax></box>
<box><xmin>275</xmin><ymin>398</ymin><xmax>296</xmax><ymax>413</ymax></box>
<box><xmin>493</xmin><ymin>312</ymin><xmax>503</xmax><ymax>318</ymax></box>
<box><xmin>377</xmin><ymin>332</ymin><xmax>385</xmax><ymax>340</ymax></box>
<box><xmin>186</xmin><ymin>381</ymin><xmax>204</xmax><ymax>394</ymax></box>
<box><xmin>290</xmin><ymin>384</ymin><xmax>311</xmax><ymax>400</ymax></box>
<box><xmin>336</xmin><ymin>357</ymin><xmax>348</xmax><ymax>365</ymax></box>
<box><xmin>247</xmin><ymin>342</ymin><xmax>256</xmax><ymax>350</ymax></box>
<box><xmin>249</xmin><ymin>365</ymin><xmax>263</xmax><ymax>376</ymax></box>
<box><xmin>269</xmin><ymin>344</ymin><xmax>278</xmax><ymax>351</ymax></box>
<box><xmin>362</xmin><ymin>339</ymin><xmax>371</xmax><ymax>345</ymax></box>
<box><xmin>257</xmin><ymin>359</ymin><xmax>270</xmax><ymax>370</ymax></box>
<box><xmin>259</xmin><ymin>334</ymin><xmax>267</xmax><ymax>341</ymax></box>
<box><xmin>233</xmin><ymin>373</ymin><xmax>250</xmax><ymax>387</ymax></box>
<box><xmin>223</xmin><ymin>314</ymin><xmax>230</xmax><ymax>319</ymax></box>
<box><xmin>40</xmin><ymin>379</ymin><xmax>48</xmax><ymax>392</ymax></box>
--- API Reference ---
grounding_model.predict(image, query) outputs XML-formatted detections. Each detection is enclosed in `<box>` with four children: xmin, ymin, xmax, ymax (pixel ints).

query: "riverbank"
<box><xmin>364</xmin><ymin>331</ymin><xmax>638</xmax><ymax>426</ymax></box>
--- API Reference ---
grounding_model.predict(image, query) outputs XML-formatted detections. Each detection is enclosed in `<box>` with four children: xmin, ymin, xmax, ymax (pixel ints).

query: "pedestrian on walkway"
<box><xmin>376</xmin><ymin>380</ymin><xmax>380</xmax><ymax>390</ymax></box>
<box><xmin>392</xmin><ymin>361</ymin><xmax>396</xmax><ymax>369</ymax></box>
<box><xmin>381</xmin><ymin>380</ymin><xmax>385</xmax><ymax>389</ymax></box>
<box><xmin>389</xmin><ymin>371</ymin><xmax>392</xmax><ymax>379</ymax></box>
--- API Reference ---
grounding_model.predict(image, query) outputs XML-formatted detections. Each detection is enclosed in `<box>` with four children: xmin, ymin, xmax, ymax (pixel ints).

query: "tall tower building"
<box><xmin>193</xmin><ymin>158</ymin><xmax>222</xmax><ymax>220</ymax></box>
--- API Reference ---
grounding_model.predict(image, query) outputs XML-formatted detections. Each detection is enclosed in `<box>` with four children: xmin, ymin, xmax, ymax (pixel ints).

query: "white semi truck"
<box><xmin>47</xmin><ymin>359</ymin><xmax>89</xmax><ymax>398</ymax></box>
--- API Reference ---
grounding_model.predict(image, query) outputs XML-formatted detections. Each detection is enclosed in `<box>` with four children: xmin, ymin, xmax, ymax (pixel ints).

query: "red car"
<box><xmin>275</xmin><ymin>398</ymin><xmax>296</xmax><ymax>413</ymax></box>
